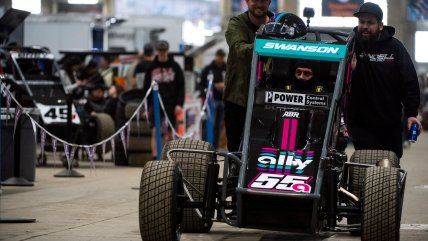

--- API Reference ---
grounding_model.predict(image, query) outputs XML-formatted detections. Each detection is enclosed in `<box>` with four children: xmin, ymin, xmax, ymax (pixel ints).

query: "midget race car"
<box><xmin>138</xmin><ymin>8</ymin><xmax>405</xmax><ymax>241</ymax></box>
<box><xmin>0</xmin><ymin>9</ymin><xmax>81</xmax><ymax>162</ymax></box>
<box><xmin>0</xmin><ymin>9</ymin><xmax>115</xmax><ymax>165</ymax></box>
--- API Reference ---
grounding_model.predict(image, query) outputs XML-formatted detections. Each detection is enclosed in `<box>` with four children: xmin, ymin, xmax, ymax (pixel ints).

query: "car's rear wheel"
<box><xmin>139</xmin><ymin>160</ymin><xmax>183</xmax><ymax>241</ymax></box>
<box><xmin>162</xmin><ymin>139</ymin><xmax>214</xmax><ymax>233</ymax></box>
<box><xmin>361</xmin><ymin>166</ymin><xmax>402</xmax><ymax>241</ymax></box>
<box><xmin>347</xmin><ymin>150</ymin><xmax>399</xmax><ymax>235</ymax></box>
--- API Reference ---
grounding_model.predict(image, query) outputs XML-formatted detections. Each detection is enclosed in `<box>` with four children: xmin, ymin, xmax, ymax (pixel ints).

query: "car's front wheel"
<box><xmin>361</xmin><ymin>166</ymin><xmax>403</xmax><ymax>241</ymax></box>
<box><xmin>139</xmin><ymin>160</ymin><xmax>184</xmax><ymax>241</ymax></box>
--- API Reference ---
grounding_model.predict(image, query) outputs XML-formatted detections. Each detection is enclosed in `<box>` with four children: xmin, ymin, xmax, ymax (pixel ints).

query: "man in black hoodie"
<box><xmin>347</xmin><ymin>2</ymin><xmax>421</xmax><ymax>159</ymax></box>
<box><xmin>143</xmin><ymin>40</ymin><xmax>185</xmax><ymax>159</ymax></box>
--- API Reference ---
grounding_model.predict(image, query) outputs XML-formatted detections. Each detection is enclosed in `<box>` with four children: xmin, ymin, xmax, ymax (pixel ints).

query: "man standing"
<box><xmin>143</xmin><ymin>40</ymin><xmax>185</xmax><ymax>159</ymax></box>
<box><xmin>223</xmin><ymin>0</ymin><xmax>273</xmax><ymax>152</ymax></box>
<box><xmin>347</xmin><ymin>2</ymin><xmax>421</xmax><ymax>158</ymax></box>
<box><xmin>131</xmin><ymin>43</ymin><xmax>155</xmax><ymax>89</ymax></box>
<box><xmin>200</xmin><ymin>48</ymin><xmax>227</xmax><ymax>149</ymax></box>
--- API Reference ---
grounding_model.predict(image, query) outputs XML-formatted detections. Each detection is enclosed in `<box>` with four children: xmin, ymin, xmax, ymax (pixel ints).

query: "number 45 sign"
<box><xmin>249</xmin><ymin>173</ymin><xmax>312</xmax><ymax>193</ymax></box>
<box><xmin>36</xmin><ymin>103</ymin><xmax>80</xmax><ymax>125</ymax></box>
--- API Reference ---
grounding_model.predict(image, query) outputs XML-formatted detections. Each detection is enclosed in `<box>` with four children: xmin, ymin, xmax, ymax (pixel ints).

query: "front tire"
<box><xmin>162</xmin><ymin>139</ymin><xmax>214</xmax><ymax>233</ymax></box>
<box><xmin>139</xmin><ymin>160</ymin><xmax>184</xmax><ymax>241</ymax></box>
<box><xmin>92</xmin><ymin>113</ymin><xmax>115</xmax><ymax>156</ymax></box>
<box><xmin>347</xmin><ymin>150</ymin><xmax>398</xmax><ymax>235</ymax></box>
<box><xmin>361</xmin><ymin>166</ymin><xmax>402</xmax><ymax>241</ymax></box>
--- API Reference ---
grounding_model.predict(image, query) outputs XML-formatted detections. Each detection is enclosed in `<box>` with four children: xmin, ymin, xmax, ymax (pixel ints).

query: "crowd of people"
<box><xmin>57</xmin><ymin>0</ymin><xmax>421</xmax><ymax>163</ymax></box>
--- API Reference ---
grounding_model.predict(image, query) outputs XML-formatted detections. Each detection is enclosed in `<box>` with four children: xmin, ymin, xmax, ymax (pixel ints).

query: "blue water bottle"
<box><xmin>408</xmin><ymin>123</ymin><xmax>419</xmax><ymax>143</ymax></box>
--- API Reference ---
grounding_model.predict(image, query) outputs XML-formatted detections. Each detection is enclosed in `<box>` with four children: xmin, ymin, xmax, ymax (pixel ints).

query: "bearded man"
<box><xmin>223</xmin><ymin>0</ymin><xmax>273</xmax><ymax>152</ymax></box>
<box><xmin>347</xmin><ymin>2</ymin><xmax>421</xmax><ymax>159</ymax></box>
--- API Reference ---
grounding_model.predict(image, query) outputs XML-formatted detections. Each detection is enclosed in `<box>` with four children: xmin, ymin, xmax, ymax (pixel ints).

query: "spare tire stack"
<box><xmin>115</xmin><ymin>89</ymin><xmax>153</xmax><ymax>166</ymax></box>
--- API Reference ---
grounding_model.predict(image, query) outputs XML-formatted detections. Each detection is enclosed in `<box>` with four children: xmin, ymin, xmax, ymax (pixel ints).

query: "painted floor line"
<box><xmin>414</xmin><ymin>185</ymin><xmax>428</xmax><ymax>189</ymax></box>
<box><xmin>401</xmin><ymin>224</ymin><xmax>428</xmax><ymax>230</ymax></box>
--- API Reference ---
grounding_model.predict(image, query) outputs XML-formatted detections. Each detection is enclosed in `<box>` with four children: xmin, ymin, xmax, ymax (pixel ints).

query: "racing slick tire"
<box><xmin>129</xmin><ymin>120</ymin><xmax>151</xmax><ymax>136</ymax></box>
<box><xmin>127</xmin><ymin>136</ymin><xmax>151</xmax><ymax>152</ymax></box>
<box><xmin>139</xmin><ymin>160</ymin><xmax>184</xmax><ymax>241</ymax></box>
<box><xmin>162</xmin><ymin>139</ymin><xmax>214</xmax><ymax>233</ymax></box>
<box><xmin>92</xmin><ymin>113</ymin><xmax>115</xmax><ymax>154</ymax></box>
<box><xmin>348</xmin><ymin>150</ymin><xmax>399</xmax><ymax>235</ymax></box>
<box><xmin>361</xmin><ymin>166</ymin><xmax>402</xmax><ymax>241</ymax></box>
<box><xmin>116</xmin><ymin>89</ymin><xmax>145</xmax><ymax>125</ymax></box>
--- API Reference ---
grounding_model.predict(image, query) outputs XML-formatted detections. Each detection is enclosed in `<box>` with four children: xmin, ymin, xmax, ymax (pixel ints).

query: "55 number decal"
<box><xmin>249</xmin><ymin>173</ymin><xmax>312</xmax><ymax>193</ymax></box>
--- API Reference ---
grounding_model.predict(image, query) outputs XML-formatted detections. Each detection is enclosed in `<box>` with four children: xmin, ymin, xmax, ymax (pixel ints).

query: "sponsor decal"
<box><xmin>256</xmin><ymin>148</ymin><xmax>314</xmax><ymax>174</ymax></box>
<box><xmin>282</xmin><ymin>111</ymin><xmax>300</xmax><ymax>118</ymax></box>
<box><xmin>266</xmin><ymin>91</ymin><xmax>305</xmax><ymax>105</ymax></box>
<box><xmin>262</xmin><ymin>42</ymin><xmax>340</xmax><ymax>54</ymax></box>
<box><xmin>255</xmin><ymin>39</ymin><xmax>346</xmax><ymax>61</ymax></box>
<box><xmin>248</xmin><ymin>147</ymin><xmax>315</xmax><ymax>193</ymax></box>
<box><xmin>249</xmin><ymin>173</ymin><xmax>312</xmax><ymax>193</ymax></box>
<box><xmin>305</xmin><ymin>94</ymin><xmax>328</xmax><ymax>107</ymax></box>
<box><xmin>14</xmin><ymin>52</ymin><xmax>55</xmax><ymax>59</ymax></box>
<box><xmin>36</xmin><ymin>103</ymin><xmax>80</xmax><ymax>124</ymax></box>
<box><xmin>265</xmin><ymin>91</ymin><xmax>328</xmax><ymax>107</ymax></box>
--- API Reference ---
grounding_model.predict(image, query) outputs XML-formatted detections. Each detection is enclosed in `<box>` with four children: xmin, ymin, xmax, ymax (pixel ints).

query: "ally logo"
<box><xmin>257</xmin><ymin>148</ymin><xmax>314</xmax><ymax>174</ymax></box>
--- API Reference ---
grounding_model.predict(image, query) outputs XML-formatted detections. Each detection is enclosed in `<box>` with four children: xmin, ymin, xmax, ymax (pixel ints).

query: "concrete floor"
<box><xmin>1</xmin><ymin>132</ymin><xmax>428</xmax><ymax>241</ymax></box>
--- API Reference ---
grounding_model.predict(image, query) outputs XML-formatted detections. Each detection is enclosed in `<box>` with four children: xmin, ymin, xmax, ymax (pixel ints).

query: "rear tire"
<box><xmin>139</xmin><ymin>160</ymin><xmax>183</xmax><ymax>241</ymax></box>
<box><xmin>92</xmin><ymin>113</ymin><xmax>115</xmax><ymax>155</ymax></box>
<box><xmin>348</xmin><ymin>150</ymin><xmax>398</xmax><ymax>235</ymax></box>
<box><xmin>362</xmin><ymin>167</ymin><xmax>402</xmax><ymax>241</ymax></box>
<box><xmin>162</xmin><ymin>139</ymin><xmax>214</xmax><ymax>233</ymax></box>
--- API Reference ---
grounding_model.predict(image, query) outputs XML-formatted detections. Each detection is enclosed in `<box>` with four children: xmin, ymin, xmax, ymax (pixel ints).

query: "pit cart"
<box><xmin>138</xmin><ymin>9</ymin><xmax>406</xmax><ymax>241</ymax></box>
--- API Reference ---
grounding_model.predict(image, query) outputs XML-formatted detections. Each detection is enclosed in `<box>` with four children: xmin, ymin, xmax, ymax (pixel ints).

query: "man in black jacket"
<box><xmin>143</xmin><ymin>40</ymin><xmax>185</xmax><ymax>159</ymax></box>
<box><xmin>224</xmin><ymin>0</ymin><xmax>273</xmax><ymax>152</ymax></box>
<box><xmin>347</xmin><ymin>2</ymin><xmax>421</xmax><ymax>159</ymax></box>
<box><xmin>200</xmin><ymin>48</ymin><xmax>227</xmax><ymax>149</ymax></box>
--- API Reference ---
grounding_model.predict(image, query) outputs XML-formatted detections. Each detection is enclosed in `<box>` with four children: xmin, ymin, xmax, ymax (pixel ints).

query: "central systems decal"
<box><xmin>265</xmin><ymin>91</ymin><xmax>328</xmax><ymax>107</ymax></box>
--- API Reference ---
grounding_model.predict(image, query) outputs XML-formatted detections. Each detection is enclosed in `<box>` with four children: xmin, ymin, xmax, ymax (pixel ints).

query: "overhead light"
<box><xmin>12</xmin><ymin>0</ymin><xmax>41</xmax><ymax>14</ymax></box>
<box><xmin>68</xmin><ymin>0</ymin><xmax>99</xmax><ymax>4</ymax></box>
<box><xmin>415</xmin><ymin>31</ymin><xmax>428</xmax><ymax>63</ymax></box>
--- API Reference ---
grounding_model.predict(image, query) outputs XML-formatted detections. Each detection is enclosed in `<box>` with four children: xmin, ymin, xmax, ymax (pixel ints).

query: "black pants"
<box><xmin>224</xmin><ymin>101</ymin><xmax>246</xmax><ymax>152</ymax></box>
<box><xmin>213</xmin><ymin>100</ymin><xmax>224</xmax><ymax>149</ymax></box>
<box><xmin>348</xmin><ymin>124</ymin><xmax>403</xmax><ymax>158</ymax></box>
